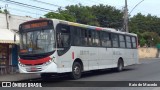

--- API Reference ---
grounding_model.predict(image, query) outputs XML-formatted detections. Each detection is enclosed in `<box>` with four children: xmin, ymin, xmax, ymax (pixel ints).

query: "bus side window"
<box><xmin>119</xmin><ymin>35</ymin><xmax>126</xmax><ymax>48</ymax></box>
<box><xmin>132</xmin><ymin>37</ymin><xmax>137</xmax><ymax>48</ymax></box>
<box><xmin>92</xmin><ymin>31</ymin><xmax>100</xmax><ymax>46</ymax></box>
<box><xmin>95</xmin><ymin>31</ymin><xmax>100</xmax><ymax>46</ymax></box>
<box><xmin>112</xmin><ymin>34</ymin><xmax>119</xmax><ymax>48</ymax></box>
<box><xmin>126</xmin><ymin>36</ymin><xmax>132</xmax><ymax>48</ymax></box>
<box><xmin>80</xmin><ymin>28</ymin><xmax>88</xmax><ymax>46</ymax></box>
<box><xmin>57</xmin><ymin>32</ymin><xmax>62</xmax><ymax>47</ymax></box>
<box><xmin>101</xmin><ymin>31</ymin><xmax>106</xmax><ymax>47</ymax></box>
<box><xmin>57</xmin><ymin>24</ymin><xmax>70</xmax><ymax>48</ymax></box>
<box><xmin>92</xmin><ymin>31</ymin><xmax>96</xmax><ymax>46</ymax></box>
<box><xmin>88</xmin><ymin>30</ymin><xmax>92</xmax><ymax>46</ymax></box>
<box><xmin>107</xmin><ymin>33</ymin><xmax>112</xmax><ymax>47</ymax></box>
<box><xmin>101</xmin><ymin>32</ymin><xmax>111</xmax><ymax>47</ymax></box>
<box><xmin>84</xmin><ymin>29</ymin><xmax>88</xmax><ymax>46</ymax></box>
<box><xmin>73</xmin><ymin>27</ymin><xmax>81</xmax><ymax>46</ymax></box>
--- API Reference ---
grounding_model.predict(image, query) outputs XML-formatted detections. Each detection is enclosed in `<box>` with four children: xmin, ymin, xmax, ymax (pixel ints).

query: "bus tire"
<box><xmin>70</xmin><ymin>62</ymin><xmax>82</xmax><ymax>80</ymax></box>
<box><xmin>117</xmin><ymin>59</ymin><xmax>124</xmax><ymax>72</ymax></box>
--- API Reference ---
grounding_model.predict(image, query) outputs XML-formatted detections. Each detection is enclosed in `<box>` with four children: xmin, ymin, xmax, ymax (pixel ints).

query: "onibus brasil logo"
<box><xmin>1</xmin><ymin>82</ymin><xmax>42</xmax><ymax>87</ymax></box>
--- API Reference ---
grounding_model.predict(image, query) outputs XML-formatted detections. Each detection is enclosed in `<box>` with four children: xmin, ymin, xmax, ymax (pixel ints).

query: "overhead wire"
<box><xmin>30</xmin><ymin>0</ymin><xmax>65</xmax><ymax>8</ymax></box>
<box><xmin>0</xmin><ymin>0</ymin><xmax>57</xmax><ymax>12</ymax></box>
<box><xmin>0</xmin><ymin>0</ymin><xmax>125</xmax><ymax>21</ymax></box>
<box><xmin>8</xmin><ymin>7</ymin><xmax>44</xmax><ymax>16</ymax></box>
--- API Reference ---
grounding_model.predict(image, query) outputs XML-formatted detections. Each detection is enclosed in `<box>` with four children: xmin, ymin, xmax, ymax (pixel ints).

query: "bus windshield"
<box><xmin>20</xmin><ymin>29</ymin><xmax>55</xmax><ymax>55</ymax></box>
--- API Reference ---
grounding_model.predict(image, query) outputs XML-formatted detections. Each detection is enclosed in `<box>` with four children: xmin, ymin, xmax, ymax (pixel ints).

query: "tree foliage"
<box><xmin>91</xmin><ymin>4</ymin><xmax>123</xmax><ymax>28</ymax></box>
<box><xmin>129</xmin><ymin>13</ymin><xmax>160</xmax><ymax>34</ymax></box>
<box><xmin>44</xmin><ymin>4</ymin><xmax>123</xmax><ymax>29</ymax></box>
<box><xmin>3</xmin><ymin>9</ymin><xmax>9</xmax><ymax>14</ymax></box>
<box><xmin>44</xmin><ymin>11</ymin><xmax>76</xmax><ymax>22</ymax></box>
<box><xmin>129</xmin><ymin>13</ymin><xmax>160</xmax><ymax>46</ymax></box>
<box><xmin>0</xmin><ymin>9</ymin><xmax>3</xmax><ymax>13</ymax></box>
<box><xmin>0</xmin><ymin>11</ymin><xmax>2</xmax><ymax>13</ymax></box>
<box><xmin>0</xmin><ymin>9</ymin><xmax>9</xmax><ymax>14</ymax></box>
<box><xmin>44</xmin><ymin>4</ymin><xmax>160</xmax><ymax>47</ymax></box>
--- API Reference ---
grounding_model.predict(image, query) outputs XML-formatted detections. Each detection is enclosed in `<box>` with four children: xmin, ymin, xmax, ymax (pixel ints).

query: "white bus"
<box><xmin>18</xmin><ymin>19</ymin><xmax>139</xmax><ymax>79</ymax></box>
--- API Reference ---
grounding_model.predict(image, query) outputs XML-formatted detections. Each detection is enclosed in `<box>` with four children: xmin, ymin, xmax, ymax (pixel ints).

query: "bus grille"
<box><xmin>26</xmin><ymin>67</ymin><xmax>42</xmax><ymax>72</ymax></box>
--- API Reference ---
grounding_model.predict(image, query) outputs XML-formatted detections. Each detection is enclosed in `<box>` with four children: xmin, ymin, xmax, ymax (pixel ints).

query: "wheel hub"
<box><xmin>74</xmin><ymin>66</ymin><xmax>80</xmax><ymax>75</ymax></box>
<box><xmin>119</xmin><ymin>63</ymin><xmax>123</xmax><ymax>70</ymax></box>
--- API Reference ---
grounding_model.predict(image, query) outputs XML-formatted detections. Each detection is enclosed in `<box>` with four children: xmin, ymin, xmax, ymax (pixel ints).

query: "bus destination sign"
<box><xmin>22</xmin><ymin>22</ymin><xmax>48</xmax><ymax>29</ymax></box>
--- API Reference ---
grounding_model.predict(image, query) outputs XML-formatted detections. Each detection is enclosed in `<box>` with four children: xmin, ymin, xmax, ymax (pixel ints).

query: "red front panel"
<box><xmin>19</xmin><ymin>57</ymin><xmax>51</xmax><ymax>65</ymax></box>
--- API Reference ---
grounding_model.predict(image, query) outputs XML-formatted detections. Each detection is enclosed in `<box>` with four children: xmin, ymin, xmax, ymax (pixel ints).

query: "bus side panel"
<box><xmin>124</xmin><ymin>49</ymin><xmax>131</xmax><ymax>66</ymax></box>
<box><xmin>133</xmin><ymin>49</ymin><xmax>139</xmax><ymax>64</ymax></box>
<box><xmin>98</xmin><ymin>48</ymin><xmax>114</xmax><ymax>69</ymax></box>
<box><xmin>72</xmin><ymin>46</ymin><xmax>98</xmax><ymax>71</ymax></box>
<box><xmin>124</xmin><ymin>49</ymin><xmax>135</xmax><ymax>66</ymax></box>
<box><xmin>107</xmin><ymin>48</ymin><xmax>138</xmax><ymax>67</ymax></box>
<box><xmin>56</xmin><ymin>50</ymin><xmax>72</xmax><ymax>73</ymax></box>
<box><xmin>57</xmin><ymin>46</ymin><xmax>91</xmax><ymax>73</ymax></box>
<box><xmin>88</xmin><ymin>47</ymin><xmax>99</xmax><ymax>70</ymax></box>
<box><xmin>76</xmin><ymin>47</ymin><xmax>90</xmax><ymax>71</ymax></box>
<box><xmin>112</xmin><ymin>48</ymin><xmax>125</xmax><ymax>66</ymax></box>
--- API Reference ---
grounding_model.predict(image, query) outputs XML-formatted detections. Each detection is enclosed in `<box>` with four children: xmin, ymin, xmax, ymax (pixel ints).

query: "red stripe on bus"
<box><xmin>19</xmin><ymin>57</ymin><xmax>51</xmax><ymax>65</ymax></box>
<box><xmin>72</xmin><ymin>52</ymin><xmax>74</xmax><ymax>60</ymax></box>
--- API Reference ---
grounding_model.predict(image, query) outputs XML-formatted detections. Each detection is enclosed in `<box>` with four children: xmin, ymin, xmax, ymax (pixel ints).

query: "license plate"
<box><xmin>26</xmin><ymin>67</ymin><xmax>37</xmax><ymax>71</ymax></box>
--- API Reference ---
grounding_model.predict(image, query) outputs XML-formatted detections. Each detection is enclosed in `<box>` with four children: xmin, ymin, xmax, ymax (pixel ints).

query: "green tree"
<box><xmin>44</xmin><ymin>4</ymin><xmax>160</xmax><ymax>47</ymax></box>
<box><xmin>0</xmin><ymin>9</ymin><xmax>10</xmax><ymax>14</ymax></box>
<box><xmin>44</xmin><ymin>4</ymin><xmax>123</xmax><ymax>28</ymax></box>
<box><xmin>59</xmin><ymin>4</ymin><xmax>99</xmax><ymax>26</ymax></box>
<box><xmin>91</xmin><ymin>4</ymin><xmax>123</xmax><ymax>28</ymax></box>
<box><xmin>129</xmin><ymin>13</ymin><xmax>160</xmax><ymax>47</ymax></box>
<box><xmin>129</xmin><ymin>13</ymin><xmax>160</xmax><ymax>35</ymax></box>
<box><xmin>44</xmin><ymin>12</ymin><xmax>76</xmax><ymax>22</ymax></box>
<box><xmin>3</xmin><ymin>9</ymin><xmax>9</xmax><ymax>14</ymax></box>
<box><xmin>0</xmin><ymin>10</ymin><xmax>2</xmax><ymax>13</ymax></box>
<box><xmin>139</xmin><ymin>37</ymin><xmax>146</xmax><ymax>46</ymax></box>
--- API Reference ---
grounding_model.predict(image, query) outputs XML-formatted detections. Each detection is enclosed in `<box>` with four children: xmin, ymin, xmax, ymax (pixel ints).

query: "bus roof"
<box><xmin>51</xmin><ymin>19</ymin><xmax>137</xmax><ymax>37</ymax></box>
<box><xmin>20</xmin><ymin>18</ymin><xmax>137</xmax><ymax>37</ymax></box>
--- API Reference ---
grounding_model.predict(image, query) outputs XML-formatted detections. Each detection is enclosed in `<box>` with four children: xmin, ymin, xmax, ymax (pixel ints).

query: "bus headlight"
<box><xmin>18</xmin><ymin>62</ymin><xmax>25</xmax><ymax>67</ymax></box>
<box><xmin>43</xmin><ymin>60</ymin><xmax>52</xmax><ymax>66</ymax></box>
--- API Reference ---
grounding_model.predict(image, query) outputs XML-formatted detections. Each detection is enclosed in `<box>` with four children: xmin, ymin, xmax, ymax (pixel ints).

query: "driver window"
<box><xmin>57</xmin><ymin>24</ymin><xmax>70</xmax><ymax>48</ymax></box>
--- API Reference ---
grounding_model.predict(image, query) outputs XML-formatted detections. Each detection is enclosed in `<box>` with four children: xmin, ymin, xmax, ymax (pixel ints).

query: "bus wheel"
<box><xmin>70</xmin><ymin>62</ymin><xmax>82</xmax><ymax>80</ymax></box>
<box><xmin>117</xmin><ymin>59</ymin><xmax>124</xmax><ymax>72</ymax></box>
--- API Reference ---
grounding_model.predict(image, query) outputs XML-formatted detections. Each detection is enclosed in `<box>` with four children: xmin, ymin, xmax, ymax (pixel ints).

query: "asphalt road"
<box><xmin>2</xmin><ymin>58</ymin><xmax>160</xmax><ymax>90</ymax></box>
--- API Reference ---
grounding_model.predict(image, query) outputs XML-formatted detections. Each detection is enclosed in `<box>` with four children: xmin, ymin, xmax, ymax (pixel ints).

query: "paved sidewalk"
<box><xmin>139</xmin><ymin>58</ymin><xmax>160</xmax><ymax>64</ymax></box>
<box><xmin>0</xmin><ymin>73</ymin><xmax>40</xmax><ymax>81</ymax></box>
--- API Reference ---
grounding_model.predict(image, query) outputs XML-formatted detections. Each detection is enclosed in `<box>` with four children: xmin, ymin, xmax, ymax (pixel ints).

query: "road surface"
<box><xmin>2</xmin><ymin>58</ymin><xmax>160</xmax><ymax>90</ymax></box>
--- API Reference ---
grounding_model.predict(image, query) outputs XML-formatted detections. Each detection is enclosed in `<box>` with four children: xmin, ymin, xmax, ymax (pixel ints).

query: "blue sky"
<box><xmin>0</xmin><ymin>0</ymin><xmax>159</xmax><ymax>18</ymax></box>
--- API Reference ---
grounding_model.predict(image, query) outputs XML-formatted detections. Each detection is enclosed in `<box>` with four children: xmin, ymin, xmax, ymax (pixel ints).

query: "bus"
<box><xmin>18</xmin><ymin>18</ymin><xmax>139</xmax><ymax>79</ymax></box>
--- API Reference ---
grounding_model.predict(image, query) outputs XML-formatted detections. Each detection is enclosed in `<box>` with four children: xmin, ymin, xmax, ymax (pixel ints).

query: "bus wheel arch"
<box><xmin>117</xmin><ymin>57</ymin><xmax>124</xmax><ymax>72</ymax></box>
<box><xmin>73</xmin><ymin>58</ymin><xmax>84</xmax><ymax>71</ymax></box>
<box><xmin>70</xmin><ymin>58</ymin><xmax>83</xmax><ymax>79</ymax></box>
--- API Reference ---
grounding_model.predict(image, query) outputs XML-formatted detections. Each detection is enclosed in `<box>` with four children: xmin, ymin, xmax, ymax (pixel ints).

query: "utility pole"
<box><xmin>5</xmin><ymin>4</ymin><xmax>9</xmax><ymax>29</ymax></box>
<box><xmin>123</xmin><ymin>0</ymin><xmax>144</xmax><ymax>32</ymax></box>
<box><xmin>123</xmin><ymin>0</ymin><xmax>129</xmax><ymax>32</ymax></box>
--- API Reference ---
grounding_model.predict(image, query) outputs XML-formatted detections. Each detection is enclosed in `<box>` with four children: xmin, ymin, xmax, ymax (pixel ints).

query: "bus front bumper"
<box><xmin>18</xmin><ymin>62</ymin><xmax>58</xmax><ymax>73</ymax></box>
